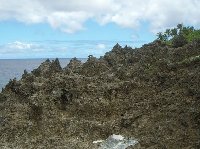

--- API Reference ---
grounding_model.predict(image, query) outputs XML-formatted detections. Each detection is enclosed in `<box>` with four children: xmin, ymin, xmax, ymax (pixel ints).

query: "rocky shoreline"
<box><xmin>0</xmin><ymin>40</ymin><xmax>200</xmax><ymax>148</ymax></box>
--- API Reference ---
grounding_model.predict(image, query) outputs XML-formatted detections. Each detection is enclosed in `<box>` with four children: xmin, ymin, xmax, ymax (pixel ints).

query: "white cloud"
<box><xmin>0</xmin><ymin>41</ymin><xmax>43</xmax><ymax>54</ymax></box>
<box><xmin>47</xmin><ymin>11</ymin><xmax>91</xmax><ymax>33</ymax></box>
<box><xmin>8</xmin><ymin>41</ymin><xmax>34</xmax><ymax>50</ymax></box>
<box><xmin>96</xmin><ymin>43</ymin><xmax>106</xmax><ymax>50</ymax></box>
<box><xmin>0</xmin><ymin>0</ymin><xmax>200</xmax><ymax>33</ymax></box>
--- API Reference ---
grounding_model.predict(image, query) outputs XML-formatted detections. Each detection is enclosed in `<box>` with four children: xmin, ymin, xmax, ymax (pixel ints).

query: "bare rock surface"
<box><xmin>0</xmin><ymin>40</ymin><xmax>200</xmax><ymax>148</ymax></box>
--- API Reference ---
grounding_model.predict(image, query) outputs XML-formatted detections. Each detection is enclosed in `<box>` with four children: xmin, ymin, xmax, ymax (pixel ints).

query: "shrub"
<box><xmin>172</xmin><ymin>34</ymin><xmax>188</xmax><ymax>48</ymax></box>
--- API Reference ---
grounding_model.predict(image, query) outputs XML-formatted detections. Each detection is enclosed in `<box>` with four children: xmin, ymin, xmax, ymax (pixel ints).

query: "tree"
<box><xmin>156</xmin><ymin>24</ymin><xmax>200</xmax><ymax>47</ymax></box>
<box><xmin>157</xmin><ymin>32</ymin><xmax>168</xmax><ymax>41</ymax></box>
<box><xmin>157</xmin><ymin>32</ymin><xmax>164</xmax><ymax>41</ymax></box>
<box><xmin>177</xmin><ymin>23</ymin><xmax>183</xmax><ymax>32</ymax></box>
<box><xmin>165</xmin><ymin>29</ymin><xmax>171</xmax><ymax>38</ymax></box>
<box><xmin>170</xmin><ymin>28</ymin><xmax>178</xmax><ymax>37</ymax></box>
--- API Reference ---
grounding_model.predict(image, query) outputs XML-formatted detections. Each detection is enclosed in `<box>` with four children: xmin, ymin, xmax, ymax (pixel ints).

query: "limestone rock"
<box><xmin>0</xmin><ymin>41</ymin><xmax>200</xmax><ymax>148</ymax></box>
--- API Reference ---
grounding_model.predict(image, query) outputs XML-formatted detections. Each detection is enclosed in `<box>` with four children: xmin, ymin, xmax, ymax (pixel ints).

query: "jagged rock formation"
<box><xmin>0</xmin><ymin>40</ymin><xmax>200</xmax><ymax>148</ymax></box>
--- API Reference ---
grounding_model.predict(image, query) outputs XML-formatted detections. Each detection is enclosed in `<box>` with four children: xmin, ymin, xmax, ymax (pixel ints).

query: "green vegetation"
<box><xmin>157</xmin><ymin>24</ymin><xmax>200</xmax><ymax>47</ymax></box>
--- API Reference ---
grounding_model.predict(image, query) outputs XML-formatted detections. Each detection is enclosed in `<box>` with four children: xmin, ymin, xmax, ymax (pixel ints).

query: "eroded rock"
<box><xmin>0</xmin><ymin>42</ymin><xmax>200</xmax><ymax>148</ymax></box>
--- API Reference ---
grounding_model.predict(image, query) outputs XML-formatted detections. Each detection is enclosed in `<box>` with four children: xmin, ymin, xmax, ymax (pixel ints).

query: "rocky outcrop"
<box><xmin>0</xmin><ymin>40</ymin><xmax>200</xmax><ymax>148</ymax></box>
<box><xmin>64</xmin><ymin>57</ymin><xmax>82</xmax><ymax>74</ymax></box>
<box><xmin>32</xmin><ymin>58</ymin><xmax>62</xmax><ymax>77</ymax></box>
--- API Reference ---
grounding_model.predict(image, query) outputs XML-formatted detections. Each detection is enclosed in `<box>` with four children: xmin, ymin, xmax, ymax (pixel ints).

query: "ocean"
<box><xmin>0</xmin><ymin>58</ymin><xmax>86</xmax><ymax>90</ymax></box>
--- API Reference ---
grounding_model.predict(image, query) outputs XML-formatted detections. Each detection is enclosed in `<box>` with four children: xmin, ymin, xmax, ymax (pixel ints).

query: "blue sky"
<box><xmin>0</xmin><ymin>20</ymin><xmax>153</xmax><ymax>43</ymax></box>
<box><xmin>0</xmin><ymin>0</ymin><xmax>199</xmax><ymax>58</ymax></box>
<box><xmin>0</xmin><ymin>20</ymin><xmax>154</xmax><ymax>58</ymax></box>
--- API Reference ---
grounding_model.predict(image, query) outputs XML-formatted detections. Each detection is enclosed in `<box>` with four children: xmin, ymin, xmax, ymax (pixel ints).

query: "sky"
<box><xmin>0</xmin><ymin>0</ymin><xmax>200</xmax><ymax>58</ymax></box>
